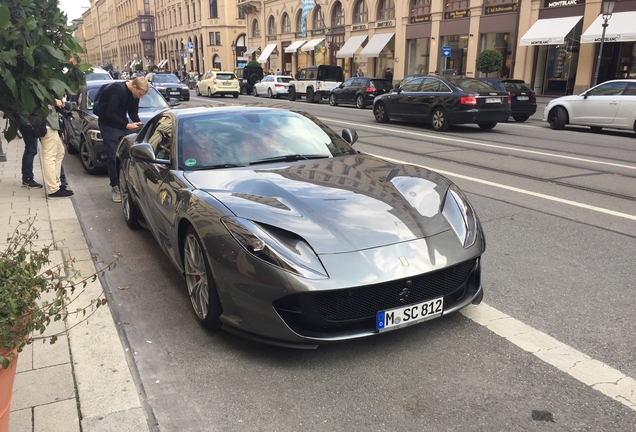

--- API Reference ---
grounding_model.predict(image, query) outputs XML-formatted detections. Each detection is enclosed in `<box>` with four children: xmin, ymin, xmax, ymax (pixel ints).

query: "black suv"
<box><xmin>234</xmin><ymin>66</ymin><xmax>264</xmax><ymax>95</ymax></box>
<box><xmin>476</xmin><ymin>78</ymin><xmax>537</xmax><ymax>122</ymax></box>
<box><xmin>146</xmin><ymin>72</ymin><xmax>190</xmax><ymax>101</ymax></box>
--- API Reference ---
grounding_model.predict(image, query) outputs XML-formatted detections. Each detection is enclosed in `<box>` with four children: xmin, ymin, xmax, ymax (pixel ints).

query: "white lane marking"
<box><xmin>377</xmin><ymin>156</ymin><xmax>636</xmax><ymax>221</ymax></box>
<box><xmin>462</xmin><ymin>304</ymin><xmax>636</xmax><ymax>411</ymax></box>
<box><xmin>322</xmin><ymin>118</ymin><xmax>636</xmax><ymax>171</ymax></box>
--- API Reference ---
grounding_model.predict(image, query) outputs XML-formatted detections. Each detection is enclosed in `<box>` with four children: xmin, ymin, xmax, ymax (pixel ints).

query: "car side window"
<box><xmin>352</xmin><ymin>78</ymin><xmax>364</xmax><ymax>86</ymax></box>
<box><xmin>621</xmin><ymin>83</ymin><xmax>636</xmax><ymax>96</ymax></box>
<box><xmin>420</xmin><ymin>79</ymin><xmax>440</xmax><ymax>92</ymax></box>
<box><xmin>438</xmin><ymin>82</ymin><xmax>452</xmax><ymax>93</ymax></box>
<box><xmin>148</xmin><ymin>116</ymin><xmax>173</xmax><ymax>159</ymax></box>
<box><xmin>401</xmin><ymin>78</ymin><xmax>424</xmax><ymax>92</ymax></box>
<box><xmin>342</xmin><ymin>78</ymin><xmax>355</xmax><ymax>87</ymax></box>
<box><xmin>588</xmin><ymin>82</ymin><xmax>627</xmax><ymax>96</ymax></box>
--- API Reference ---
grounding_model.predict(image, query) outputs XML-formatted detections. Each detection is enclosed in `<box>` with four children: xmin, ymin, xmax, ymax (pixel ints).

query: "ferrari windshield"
<box><xmin>177</xmin><ymin>110</ymin><xmax>357</xmax><ymax>169</ymax></box>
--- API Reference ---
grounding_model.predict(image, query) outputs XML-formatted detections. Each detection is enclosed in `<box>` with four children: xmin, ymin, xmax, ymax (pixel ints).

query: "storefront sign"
<box><xmin>375</xmin><ymin>20</ymin><xmax>395</xmax><ymax>28</ymax></box>
<box><xmin>544</xmin><ymin>0</ymin><xmax>585</xmax><ymax>7</ymax></box>
<box><xmin>410</xmin><ymin>15</ymin><xmax>432</xmax><ymax>23</ymax></box>
<box><xmin>485</xmin><ymin>3</ymin><xmax>518</xmax><ymax>14</ymax></box>
<box><xmin>444</xmin><ymin>9</ymin><xmax>470</xmax><ymax>19</ymax></box>
<box><xmin>351</xmin><ymin>23</ymin><xmax>369</xmax><ymax>31</ymax></box>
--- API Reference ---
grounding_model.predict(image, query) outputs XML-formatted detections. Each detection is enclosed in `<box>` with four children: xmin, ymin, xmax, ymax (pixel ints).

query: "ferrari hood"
<box><xmin>184</xmin><ymin>155</ymin><xmax>453</xmax><ymax>254</ymax></box>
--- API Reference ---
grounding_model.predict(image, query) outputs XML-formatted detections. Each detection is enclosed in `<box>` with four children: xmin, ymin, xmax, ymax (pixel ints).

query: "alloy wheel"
<box><xmin>184</xmin><ymin>233</ymin><xmax>210</xmax><ymax>320</ymax></box>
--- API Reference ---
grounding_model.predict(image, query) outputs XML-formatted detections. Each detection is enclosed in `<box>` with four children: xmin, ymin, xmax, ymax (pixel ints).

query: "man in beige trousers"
<box><xmin>41</xmin><ymin>99</ymin><xmax>73</xmax><ymax>199</ymax></box>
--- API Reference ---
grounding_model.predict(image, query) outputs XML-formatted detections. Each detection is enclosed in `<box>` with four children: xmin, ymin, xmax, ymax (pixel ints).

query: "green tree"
<box><xmin>0</xmin><ymin>0</ymin><xmax>89</xmax><ymax>141</ymax></box>
<box><xmin>475</xmin><ymin>49</ymin><xmax>503</xmax><ymax>77</ymax></box>
<box><xmin>135</xmin><ymin>63</ymin><xmax>143</xmax><ymax>72</ymax></box>
<box><xmin>247</xmin><ymin>60</ymin><xmax>261</xmax><ymax>67</ymax></box>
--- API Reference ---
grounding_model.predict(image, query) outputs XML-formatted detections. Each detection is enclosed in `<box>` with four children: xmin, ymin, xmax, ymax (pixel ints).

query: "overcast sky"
<box><xmin>58</xmin><ymin>0</ymin><xmax>91</xmax><ymax>23</ymax></box>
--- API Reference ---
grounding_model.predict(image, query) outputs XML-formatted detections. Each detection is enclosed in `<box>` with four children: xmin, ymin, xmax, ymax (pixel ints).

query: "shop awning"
<box><xmin>285</xmin><ymin>40</ymin><xmax>307</xmax><ymax>53</ymax></box>
<box><xmin>257</xmin><ymin>44</ymin><xmax>277</xmax><ymax>63</ymax></box>
<box><xmin>244</xmin><ymin>45</ymin><xmax>260</xmax><ymax>56</ymax></box>
<box><xmin>336</xmin><ymin>35</ymin><xmax>368</xmax><ymax>59</ymax></box>
<box><xmin>580</xmin><ymin>11</ymin><xmax>636</xmax><ymax>43</ymax></box>
<box><xmin>359</xmin><ymin>33</ymin><xmax>394</xmax><ymax>58</ymax></box>
<box><xmin>157</xmin><ymin>59</ymin><xmax>168</xmax><ymax>68</ymax></box>
<box><xmin>519</xmin><ymin>16</ymin><xmax>583</xmax><ymax>46</ymax></box>
<box><xmin>301</xmin><ymin>38</ymin><xmax>325</xmax><ymax>52</ymax></box>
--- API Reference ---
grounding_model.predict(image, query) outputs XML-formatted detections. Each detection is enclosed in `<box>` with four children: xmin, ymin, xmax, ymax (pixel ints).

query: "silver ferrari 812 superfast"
<box><xmin>116</xmin><ymin>106</ymin><xmax>485</xmax><ymax>348</ymax></box>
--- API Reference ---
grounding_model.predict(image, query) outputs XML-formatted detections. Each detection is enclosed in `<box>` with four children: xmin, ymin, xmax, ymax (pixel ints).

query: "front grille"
<box><xmin>274</xmin><ymin>258</ymin><xmax>479</xmax><ymax>337</ymax></box>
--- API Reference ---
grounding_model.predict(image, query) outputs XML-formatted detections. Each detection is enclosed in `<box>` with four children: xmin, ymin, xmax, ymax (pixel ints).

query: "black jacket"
<box><xmin>97</xmin><ymin>82</ymin><xmax>141</xmax><ymax>130</ymax></box>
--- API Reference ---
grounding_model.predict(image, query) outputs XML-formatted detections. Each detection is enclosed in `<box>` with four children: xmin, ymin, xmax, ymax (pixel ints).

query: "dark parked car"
<box><xmin>115</xmin><ymin>106</ymin><xmax>485</xmax><ymax>347</ymax></box>
<box><xmin>373</xmin><ymin>75</ymin><xmax>511</xmax><ymax>131</ymax></box>
<box><xmin>234</xmin><ymin>66</ymin><xmax>264</xmax><ymax>95</ymax></box>
<box><xmin>329</xmin><ymin>77</ymin><xmax>393</xmax><ymax>109</ymax></box>
<box><xmin>64</xmin><ymin>80</ymin><xmax>176</xmax><ymax>174</ymax></box>
<box><xmin>146</xmin><ymin>72</ymin><xmax>190</xmax><ymax>101</ymax></box>
<box><xmin>476</xmin><ymin>78</ymin><xmax>537</xmax><ymax>122</ymax></box>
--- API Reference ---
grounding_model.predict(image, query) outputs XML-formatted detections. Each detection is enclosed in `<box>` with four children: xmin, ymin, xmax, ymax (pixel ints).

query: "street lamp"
<box><xmin>325</xmin><ymin>28</ymin><xmax>333</xmax><ymax>65</ymax></box>
<box><xmin>592</xmin><ymin>0</ymin><xmax>616</xmax><ymax>86</ymax></box>
<box><xmin>231</xmin><ymin>41</ymin><xmax>236</xmax><ymax>68</ymax></box>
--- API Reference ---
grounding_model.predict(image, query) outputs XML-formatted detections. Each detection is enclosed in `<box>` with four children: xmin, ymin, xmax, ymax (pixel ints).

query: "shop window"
<box><xmin>407</xmin><ymin>38</ymin><xmax>430</xmax><ymax>75</ymax></box>
<box><xmin>353</xmin><ymin>0</ymin><xmax>368</xmax><ymax>23</ymax></box>
<box><xmin>480</xmin><ymin>33</ymin><xmax>510</xmax><ymax>78</ymax></box>
<box><xmin>378</xmin><ymin>0</ymin><xmax>395</xmax><ymax>20</ymax></box>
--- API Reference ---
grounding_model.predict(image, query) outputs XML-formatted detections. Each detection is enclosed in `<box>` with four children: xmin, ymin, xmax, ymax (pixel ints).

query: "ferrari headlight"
<box><xmin>87</xmin><ymin>129</ymin><xmax>102</xmax><ymax>141</ymax></box>
<box><xmin>221</xmin><ymin>217</ymin><xmax>328</xmax><ymax>280</ymax></box>
<box><xmin>442</xmin><ymin>184</ymin><xmax>478</xmax><ymax>249</ymax></box>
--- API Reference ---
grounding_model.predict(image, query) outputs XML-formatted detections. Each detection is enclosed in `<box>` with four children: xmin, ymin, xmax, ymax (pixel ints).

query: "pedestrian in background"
<box><xmin>21</xmin><ymin>134</ymin><xmax>43</xmax><ymax>189</ymax></box>
<box><xmin>97</xmin><ymin>77</ymin><xmax>149</xmax><ymax>202</ymax></box>
<box><xmin>384</xmin><ymin>67</ymin><xmax>393</xmax><ymax>83</ymax></box>
<box><xmin>40</xmin><ymin>98</ymin><xmax>73</xmax><ymax>199</ymax></box>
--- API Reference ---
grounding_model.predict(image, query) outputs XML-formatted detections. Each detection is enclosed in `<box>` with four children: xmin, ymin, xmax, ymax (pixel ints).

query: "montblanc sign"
<box><xmin>544</xmin><ymin>0</ymin><xmax>585</xmax><ymax>7</ymax></box>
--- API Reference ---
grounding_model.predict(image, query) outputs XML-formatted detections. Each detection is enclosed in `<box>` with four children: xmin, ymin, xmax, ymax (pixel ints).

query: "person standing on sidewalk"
<box><xmin>41</xmin><ymin>98</ymin><xmax>73</xmax><ymax>199</ymax></box>
<box><xmin>21</xmin><ymin>135</ymin><xmax>43</xmax><ymax>189</ymax></box>
<box><xmin>97</xmin><ymin>77</ymin><xmax>148</xmax><ymax>202</ymax></box>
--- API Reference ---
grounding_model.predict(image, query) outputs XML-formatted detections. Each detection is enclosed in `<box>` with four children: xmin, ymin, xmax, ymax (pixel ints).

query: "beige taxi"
<box><xmin>195</xmin><ymin>71</ymin><xmax>240</xmax><ymax>98</ymax></box>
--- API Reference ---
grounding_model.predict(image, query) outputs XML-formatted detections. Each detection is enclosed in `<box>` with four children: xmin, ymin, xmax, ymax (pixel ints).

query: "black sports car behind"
<box><xmin>373</xmin><ymin>75</ymin><xmax>511</xmax><ymax>131</ymax></box>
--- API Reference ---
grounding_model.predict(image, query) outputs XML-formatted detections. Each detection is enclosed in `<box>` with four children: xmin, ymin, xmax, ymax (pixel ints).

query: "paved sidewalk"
<box><xmin>0</xmin><ymin>137</ymin><xmax>150</xmax><ymax>432</ymax></box>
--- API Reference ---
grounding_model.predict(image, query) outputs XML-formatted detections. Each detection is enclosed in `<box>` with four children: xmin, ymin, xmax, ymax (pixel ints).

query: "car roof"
<box><xmin>164</xmin><ymin>105</ymin><xmax>297</xmax><ymax>120</ymax></box>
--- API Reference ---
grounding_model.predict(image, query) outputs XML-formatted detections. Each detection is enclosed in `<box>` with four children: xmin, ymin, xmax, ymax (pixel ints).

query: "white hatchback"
<box><xmin>252</xmin><ymin>75</ymin><xmax>293</xmax><ymax>98</ymax></box>
<box><xmin>544</xmin><ymin>79</ymin><xmax>636</xmax><ymax>135</ymax></box>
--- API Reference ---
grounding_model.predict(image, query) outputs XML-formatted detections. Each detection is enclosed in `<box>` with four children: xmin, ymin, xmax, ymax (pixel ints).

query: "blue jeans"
<box><xmin>100</xmin><ymin>124</ymin><xmax>125</xmax><ymax>187</ymax></box>
<box><xmin>22</xmin><ymin>136</ymin><xmax>38</xmax><ymax>181</ymax></box>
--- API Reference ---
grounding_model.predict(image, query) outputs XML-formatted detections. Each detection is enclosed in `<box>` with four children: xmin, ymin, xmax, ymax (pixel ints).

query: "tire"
<box><xmin>589</xmin><ymin>126</ymin><xmax>603</xmax><ymax>132</ymax></box>
<box><xmin>183</xmin><ymin>226</ymin><xmax>223</xmax><ymax>330</ymax></box>
<box><xmin>267</xmin><ymin>88</ymin><xmax>273</xmax><ymax>99</ymax></box>
<box><xmin>233</xmin><ymin>93</ymin><xmax>239</xmax><ymax>99</ymax></box>
<box><xmin>289</xmin><ymin>87</ymin><xmax>296</xmax><ymax>101</ymax></box>
<box><xmin>478</xmin><ymin>122</ymin><xmax>497</xmax><ymax>130</ymax></box>
<box><xmin>79</xmin><ymin>139</ymin><xmax>103</xmax><ymax>175</ymax></box>
<box><xmin>513</xmin><ymin>115</ymin><xmax>529</xmax><ymax>122</ymax></box>
<box><xmin>183</xmin><ymin>94</ymin><xmax>190</xmax><ymax>101</ymax></box>
<box><xmin>253</xmin><ymin>87</ymin><xmax>259</xmax><ymax>97</ymax></box>
<box><xmin>66</xmin><ymin>141</ymin><xmax>79</xmax><ymax>154</ymax></box>
<box><xmin>356</xmin><ymin>94</ymin><xmax>366</xmax><ymax>109</ymax></box>
<box><xmin>431</xmin><ymin>108</ymin><xmax>450</xmax><ymax>131</ymax></box>
<box><xmin>196</xmin><ymin>86</ymin><xmax>201</xmax><ymax>96</ymax></box>
<box><xmin>548</xmin><ymin>106</ymin><xmax>567</xmax><ymax>130</ymax></box>
<box><xmin>329</xmin><ymin>93</ymin><xmax>338</xmax><ymax>106</ymax></box>
<box><xmin>248</xmin><ymin>73</ymin><xmax>260</xmax><ymax>86</ymax></box>
<box><xmin>207</xmin><ymin>87</ymin><xmax>212</xmax><ymax>98</ymax></box>
<box><xmin>118</xmin><ymin>164</ymin><xmax>140</xmax><ymax>229</ymax></box>
<box><xmin>306</xmin><ymin>87</ymin><xmax>315</xmax><ymax>103</ymax></box>
<box><xmin>373</xmin><ymin>102</ymin><xmax>389</xmax><ymax>123</ymax></box>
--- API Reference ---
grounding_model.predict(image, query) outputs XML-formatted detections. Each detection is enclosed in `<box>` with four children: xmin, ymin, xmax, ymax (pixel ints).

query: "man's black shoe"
<box><xmin>22</xmin><ymin>179</ymin><xmax>43</xmax><ymax>189</ymax></box>
<box><xmin>47</xmin><ymin>189</ymin><xmax>74</xmax><ymax>199</ymax></box>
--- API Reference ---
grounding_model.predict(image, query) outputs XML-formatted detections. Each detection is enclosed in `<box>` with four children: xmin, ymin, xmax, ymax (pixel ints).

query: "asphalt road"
<box><xmin>61</xmin><ymin>91</ymin><xmax>636</xmax><ymax>431</ymax></box>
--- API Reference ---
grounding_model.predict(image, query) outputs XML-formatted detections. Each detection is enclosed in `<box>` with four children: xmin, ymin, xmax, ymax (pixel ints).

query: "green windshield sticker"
<box><xmin>185</xmin><ymin>158</ymin><xmax>197</xmax><ymax>167</ymax></box>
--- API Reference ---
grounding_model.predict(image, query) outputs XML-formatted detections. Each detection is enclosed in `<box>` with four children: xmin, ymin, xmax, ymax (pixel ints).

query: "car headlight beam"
<box><xmin>442</xmin><ymin>184</ymin><xmax>478</xmax><ymax>249</ymax></box>
<box><xmin>222</xmin><ymin>217</ymin><xmax>328</xmax><ymax>280</ymax></box>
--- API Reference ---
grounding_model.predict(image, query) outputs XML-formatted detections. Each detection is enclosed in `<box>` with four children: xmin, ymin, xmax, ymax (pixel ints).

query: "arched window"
<box><xmin>312</xmin><ymin>5</ymin><xmax>325</xmax><ymax>30</ymax></box>
<box><xmin>213</xmin><ymin>54</ymin><xmax>221</xmax><ymax>70</ymax></box>
<box><xmin>281</xmin><ymin>13</ymin><xmax>291</xmax><ymax>34</ymax></box>
<box><xmin>332</xmin><ymin>2</ymin><xmax>344</xmax><ymax>27</ymax></box>
<box><xmin>353</xmin><ymin>0</ymin><xmax>368</xmax><ymax>24</ymax></box>
<box><xmin>295</xmin><ymin>10</ymin><xmax>302</xmax><ymax>32</ymax></box>
<box><xmin>377</xmin><ymin>0</ymin><xmax>395</xmax><ymax>20</ymax></box>
<box><xmin>252</xmin><ymin>19</ymin><xmax>260</xmax><ymax>38</ymax></box>
<box><xmin>268</xmin><ymin>15</ymin><xmax>276</xmax><ymax>35</ymax></box>
<box><xmin>410</xmin><ymin>0</ymin><xmax>431</xmax><ymax>16</ymax></box>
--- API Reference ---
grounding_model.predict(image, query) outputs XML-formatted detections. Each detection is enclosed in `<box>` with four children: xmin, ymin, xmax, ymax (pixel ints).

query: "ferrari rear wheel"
<box><xmin>184</xmin><ymin>227</ymin><xmax>223</xmax><ymax>330</ymax></box>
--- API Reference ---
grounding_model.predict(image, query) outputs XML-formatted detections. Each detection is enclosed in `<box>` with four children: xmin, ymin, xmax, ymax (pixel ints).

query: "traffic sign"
<box><xmin>187</xmin><ymin>41</ymin><xmax>194</xmax><ymax>49</ymax></box>
<box><xmin>442</xmin><ymin>46</ymin><xmax>451</xmax><ymax>57</ymax></box>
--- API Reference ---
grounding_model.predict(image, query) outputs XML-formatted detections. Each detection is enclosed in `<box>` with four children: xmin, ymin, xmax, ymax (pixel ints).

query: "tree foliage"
<box><xmin>247</xmin><ymin>60</ymin><xmax>261</xmax><ymax>67</ymax></box>
<box><xmin>0</xmin><ymin>0</ymin><xmax>89</xmax><ymax>141</ymax></box>
<box><xmin>476</xmin><ymin>50</ymin><xmax>503</xmax><ymax>77</ymax></box>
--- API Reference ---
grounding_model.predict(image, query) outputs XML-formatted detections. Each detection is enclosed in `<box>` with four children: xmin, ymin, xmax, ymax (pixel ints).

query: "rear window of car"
<box><xmin>216</xmin><ymin>73</ymin><xmax>236</xmax><ymax>80</ymax></box>
<box><xmin>452</xmin><ymin>79</ymin><xmax>497</xmax><ymax>92</ymax></box>
<box><xmin>370</xmin><ymin>79</ymin><xmax>393</xmax><ymax>91</ymax></box>
<box><xmin>154</xmin><ymin>74</ymin><xmax>180</xmax><ymax>83</ymax></box>
<box><xmin>503</xmin><ymin>80</ymin><xmax>532</xmax><ymax>92</ymax></box>
<box><xmin>277</xmin><ymin>77</ymin><xmax>293</xmax><ymax>83</ymax></box>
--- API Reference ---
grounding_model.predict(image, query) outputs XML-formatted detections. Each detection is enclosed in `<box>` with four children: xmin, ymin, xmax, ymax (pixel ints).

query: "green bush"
<box><xmin>0</xmin><ymin>0</ymin><xmax>89</xmax><ymax>141</ymax></box>
<box><xmin>247</xmin><ymin>60</ymin><xmax>261</xmax><ymax>67</ymax></box>
<box><xmin>476</xmin><ymin>50</ymin><xmax>503</xmax><ymax>77</ymax></box>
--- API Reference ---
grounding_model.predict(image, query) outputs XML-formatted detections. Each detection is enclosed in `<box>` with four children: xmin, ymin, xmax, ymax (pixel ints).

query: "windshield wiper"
<box><xmin>249</xmin><ymin>154</ymin><xmax>329</xmax><ymax>165</ymax></box>
<box><xmin>189</xmin><ymin>163</ymin><xmax>249</xmax><ymax>170</ymax></box>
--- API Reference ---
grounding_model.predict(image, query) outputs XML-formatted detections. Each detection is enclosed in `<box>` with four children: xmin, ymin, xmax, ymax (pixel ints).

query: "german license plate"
<box><xmin>169</xmin><ymin>91</ymin><xmax>179</xmax><ymax>95</ymax></box>
<box><xmin>485</xmin><ymin>98</ymin><xmax>501</xmax><ymax>103</ymax></box>
<box><xmin>376</xmin><ymin>297</ymin><xmax>443</xmax><ymax>332</ymax></box>
<box><xmin>223</xmin><ymin>81</ymin><xmax>231</xmax><ymax>86</ymax></box>
<box><xmin>517</xmin><ymin>96</ymin><xmax>529</xmax><ymax>101</ymax></box>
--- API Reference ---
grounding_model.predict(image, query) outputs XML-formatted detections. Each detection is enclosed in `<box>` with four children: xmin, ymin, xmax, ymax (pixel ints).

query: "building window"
<box><xmin>353</xmin><ymin>1</ymin><xmax>368</xmax><ymax>24</ymax></box>
<box><xmin>281</xmin><ymin>13</ymin><xmax>290</xmax><ymax>34</ymax></box>
<box><xmin>186</xmin><ymin>5</ymin><xmax>190</xmax><ymax>23</ymax></box>
<box><xmin>268</xmin><ymin>15</ymin><xmax>276</xmax><ymax>35</ymax></box>
<box><xmin>332</xmin><ymin>1</ymin><xmax>344</xmax><ymax>27</ymax></box>
<box><xmin>178</xmin><ymin>7</ymin><xmax>182</xmax><ymax>25</ymax></box>
<box><xmin>410</xmin><ymin>0</ymin><xmax>431</xmax><ymax>16</ymax></box>
<box><xmin>193</xmin><ymin>2</ymin><xmax>196</xmax><ymax>21</ymax></box>
<box><xmin>209</xmin><ymin>31</ymin><xmax>221</xmax><ymax>45</ymax></box>
<box><xmin>209</xmin><ymin>0</ymin><xmax>218</xmax><ymax>19</ymax></box>
<box><xmin>377</xmin><ymin>0</ymin><xmax>395</xmax><ymax>20</ymax></box>
<box><xmin>238</xmin><ymin>7</ymin><xmax>246</xmax><ymax>19</ymax></box>
<box><xmin>252</xmin><ymin>20</ymin><xmax>260</xmax><ymax>38</ymax></box>
<box><xmin>312</xmin><ymin>5</ymin><xmax>325</xmax><ymax>30</ymax></box>
<box><xmin>445</xmin><ymin>0</ymin><xmax>469</xmax><ymax>11</ymax></box>
<box><xmin>296</xmin><ymin>11</ymin><xmax>302</xmax><ymax>33</ymax></box>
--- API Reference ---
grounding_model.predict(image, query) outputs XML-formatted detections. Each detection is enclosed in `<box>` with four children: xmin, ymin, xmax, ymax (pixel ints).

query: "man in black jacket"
<box><xmin>97</xmin><ymin>77</ymin><xmax>149</xmax><ymax>202</ymax></box>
